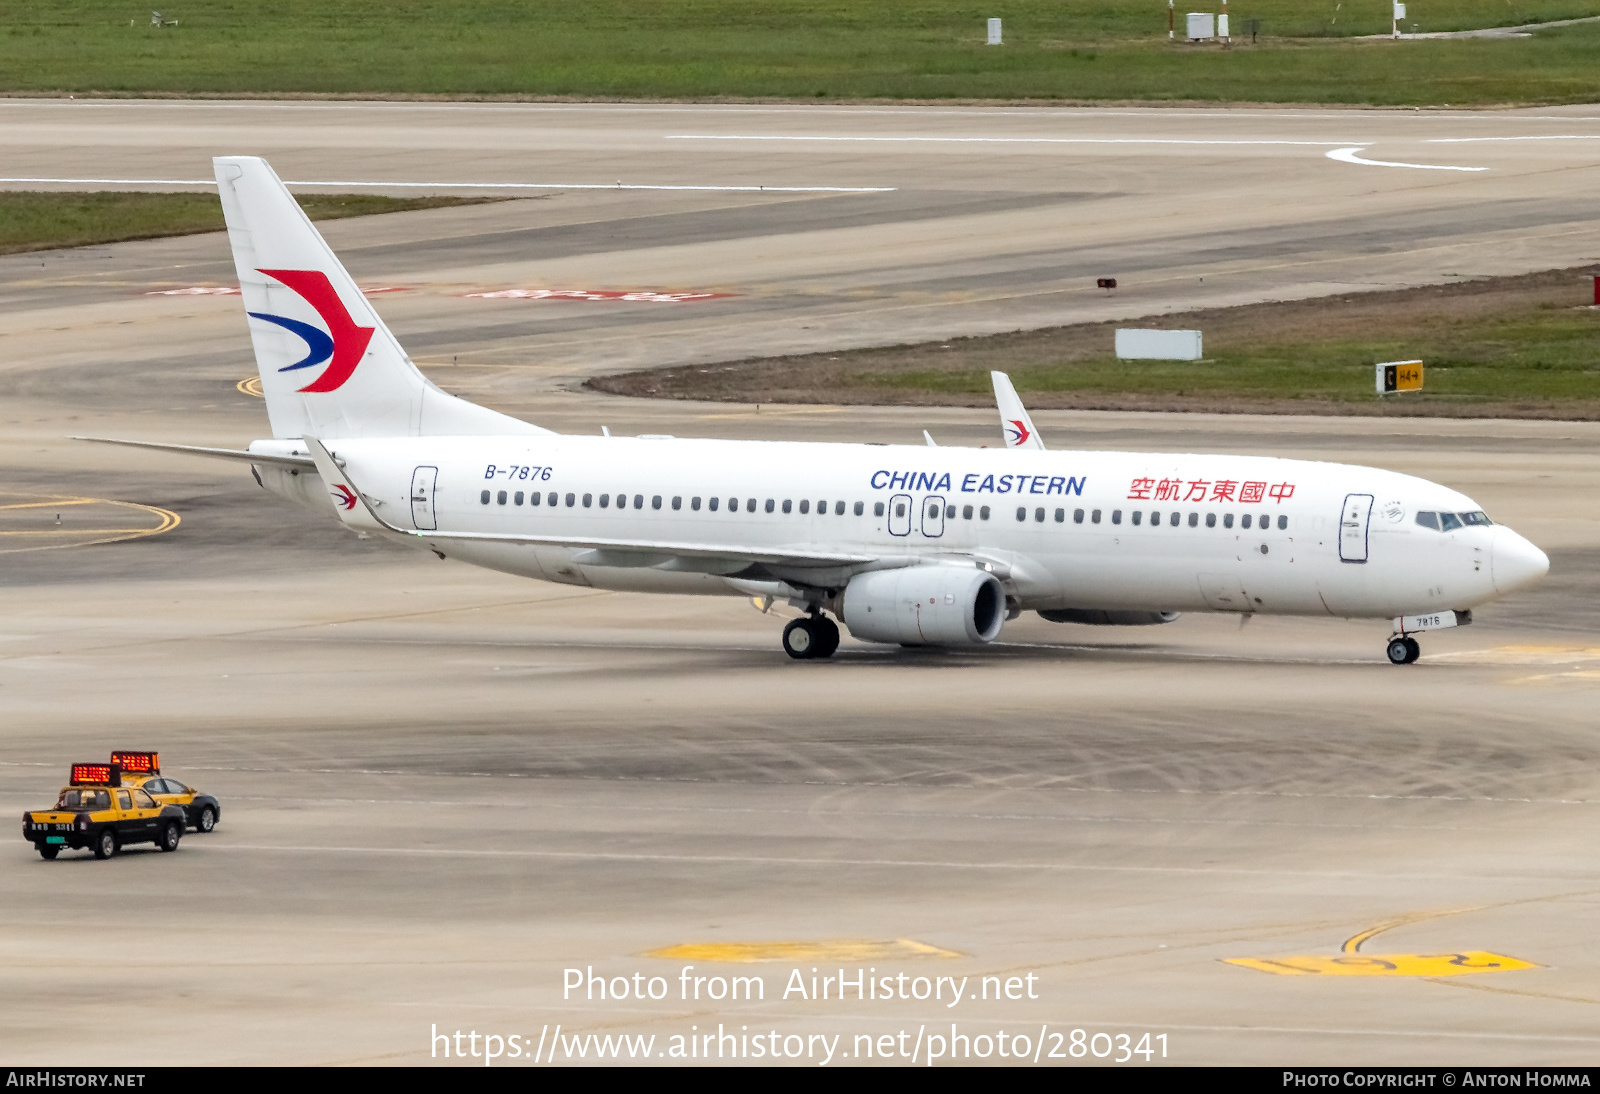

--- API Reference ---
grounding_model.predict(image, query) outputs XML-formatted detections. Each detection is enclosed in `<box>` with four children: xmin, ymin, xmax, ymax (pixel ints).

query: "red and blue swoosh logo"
<box><xmin>1005</xmin><ymin>419</ymin><xmax>1031</xmax><ymax>446</ymax></box>
<box><xmin>248</xmin><ymin>269</ymin><xmax>375</xmax><ymax>393</ymax></box>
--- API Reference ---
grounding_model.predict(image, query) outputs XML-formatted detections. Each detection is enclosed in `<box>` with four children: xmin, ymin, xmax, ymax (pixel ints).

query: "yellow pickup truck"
<box><xmin>22</xmin><ymin>763</ymin><xmax>188</xmax><ymax>860</ymax></box>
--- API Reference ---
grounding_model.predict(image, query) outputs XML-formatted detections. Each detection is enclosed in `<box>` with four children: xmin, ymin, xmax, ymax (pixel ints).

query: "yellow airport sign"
<box><xmin>1377</xmin><ymin>359</ymin><xmax>1423</xmax><ymax>394</ymax></box>
<box><xmin>1224</xmin><ymin>951</ymin><xmax>1538</xmax><ymax>977</ymax></box>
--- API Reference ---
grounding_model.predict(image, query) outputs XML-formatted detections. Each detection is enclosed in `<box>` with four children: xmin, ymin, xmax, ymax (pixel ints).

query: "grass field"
<box><xmin>0</xmin><ymin>191</ymin><xmax>499</xmax><ymax>255</ymax></box>
<box><xmin>4</xmin><ymin>1</ymin><xmax>1600</xmax><ymax>105</ymax></box>
<box><xmin>590</xmin><ymin>268</ymin><xmax>1600</xmax><ymax>420</ymax></box>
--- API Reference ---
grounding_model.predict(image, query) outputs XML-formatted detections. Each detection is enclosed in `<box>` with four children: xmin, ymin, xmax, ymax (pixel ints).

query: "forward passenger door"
<box><xmin>1340</xmin><ymin>493</ymin><xmax>1374</xmax><ymax>563</ymax></box>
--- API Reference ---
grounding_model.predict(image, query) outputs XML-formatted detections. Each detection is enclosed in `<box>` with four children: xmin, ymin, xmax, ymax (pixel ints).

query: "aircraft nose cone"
<box><xmin>1491</xmin><ymin>528</ymin><xmax>1549</xmax><ymax>594</ymax></box>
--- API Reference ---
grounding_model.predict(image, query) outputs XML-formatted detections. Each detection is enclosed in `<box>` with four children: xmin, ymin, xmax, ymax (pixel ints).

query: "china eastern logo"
<box><xmin>1005</xmin><ymin>419</ymin><xmax>1032</xmax><ymax>446</ymax></box>
<box><xmin>247</xmin><ymin>269</ymin><xmax>375</xmax><ymax>393</ymax></box>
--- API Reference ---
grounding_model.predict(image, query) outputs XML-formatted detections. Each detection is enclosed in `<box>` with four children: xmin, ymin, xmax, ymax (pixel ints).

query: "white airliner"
<box><xmin>84</xmin><ymin>157</ymin><xmax>1549</xmax><ymax>664</ymax></box>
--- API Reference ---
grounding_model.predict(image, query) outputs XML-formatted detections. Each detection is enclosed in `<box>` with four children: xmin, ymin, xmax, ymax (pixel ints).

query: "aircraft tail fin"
<box><xmin>990</xmin><ymin>371</ymin><xmax>1045</xmax><ymax>450</ymax></box>
<box><xmin>213</xmin><ymin>156</ymin><xmax>547</xmax><ymax>440</ymax></box>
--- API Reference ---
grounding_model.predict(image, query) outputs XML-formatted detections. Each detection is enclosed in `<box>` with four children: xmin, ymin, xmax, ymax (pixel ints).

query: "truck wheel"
<box><xmin>93</xmin><ymin>830</ymin><xmax>117</xmax><ymax>860</ymax></box>
<box><xmin>197</xmin><ymin>807</ymin><xmax>216</xmax><ymax>833</ymax></box>
<box><xmin>38</xmin><ymin>845</ymin><xmax>59</xmax><ymax>860</ymax></box>
<box><xmin>158</xmin><ymin>822</ymin><xmax>181</xmax><ymax>852</ymax></box>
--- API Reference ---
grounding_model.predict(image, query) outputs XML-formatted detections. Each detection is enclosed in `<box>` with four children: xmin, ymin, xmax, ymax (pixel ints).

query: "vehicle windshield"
<box><xmin>57</xmin><ymin>788</ymin><xmax>110</xmax><ymax>810</ymax></box>
<box><xmin>1415</xmin><ymin>510</ymin><xmax>1493</xmax><ymax>532</ymax></box>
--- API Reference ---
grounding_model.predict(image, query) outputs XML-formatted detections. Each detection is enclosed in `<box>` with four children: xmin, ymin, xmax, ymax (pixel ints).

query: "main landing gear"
<box><xmin>782</xmin><ymin>614</ymin><xmax>841</xmax><ymax>660</ymax></box>
<box><xmin>1386</xmin><ymin>635</ymin><xmax>1421</xmax><ymax>665</ymax></box>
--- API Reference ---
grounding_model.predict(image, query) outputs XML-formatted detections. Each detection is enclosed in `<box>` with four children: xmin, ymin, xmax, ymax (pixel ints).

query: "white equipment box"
<box><xmin>1115</xmin><ymin>329</ymin><xmax>1203</xmax><ymax>360</ymax></box>
<box><xmin>1186</xmin><ymin>12</ymin><xmax>1215</xmax><ymax>39</ymax></box>
<box><xmin>987</xmin><ymin>18</ymin><xmax>1002</xmax><ymax>44</ymax></box>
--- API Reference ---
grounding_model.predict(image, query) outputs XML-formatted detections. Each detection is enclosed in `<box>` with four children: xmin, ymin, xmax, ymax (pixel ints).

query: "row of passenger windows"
<box><xmin>476</xmin><ymin>489</ymin><xmax>1288</xmax><ymax>532</ymax></box>
<box><xmin>1018</xmin><ymin>506</ymin><xmax>1288</xmax><ymax>530</ymax></box>
<box><xmin>1416</xmin><ymin>510</ymin><xmax>1492</xmax><ymax>531</ymax></box>
<box><xmin>480</xmin><ymin>490</ymin><xmax>874</xmax><ymax>516</ymax></box>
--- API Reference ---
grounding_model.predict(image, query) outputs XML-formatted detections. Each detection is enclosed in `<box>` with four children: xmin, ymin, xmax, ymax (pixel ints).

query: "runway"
<box><xmin>1</xmin><ymin>100</ymin><xmax>1598</xmax><ymax>1067</ymax></box>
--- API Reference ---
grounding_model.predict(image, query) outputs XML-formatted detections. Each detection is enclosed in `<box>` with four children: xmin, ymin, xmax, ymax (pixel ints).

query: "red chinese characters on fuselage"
<box><xmin>1127</xmin><ymin>477</ymin><xmax>1294</xmax><ymax>503</ymax></box>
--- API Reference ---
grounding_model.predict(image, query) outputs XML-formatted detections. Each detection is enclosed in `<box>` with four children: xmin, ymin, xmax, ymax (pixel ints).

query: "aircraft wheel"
<box><xmin>782</xmin><ymin>618</ymin><xmax>818</xmax><ymax>660</ymax></box>
<box><xmin>1386</xmin><ymin>637</ymin><xmax>1412</xmax><ymax>665</ymax></box>
<box><xmin>1403</xmin><ymin>636</ymin><xmax>1421</xmax><ymax>664</ymax></box>
<box><xmin>812</xmin><ymin>616</ymin><xmax>840</xmax><ymax>659</ymax></box>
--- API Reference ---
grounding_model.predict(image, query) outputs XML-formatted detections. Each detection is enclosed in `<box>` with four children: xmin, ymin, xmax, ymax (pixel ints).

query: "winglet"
<box><xmin>991</xmin><ymin>371</ymin><xmax>1045</xmax><ymax>450</ymax></box>
<box><xmin>302</xmin><ymin>436</ymin><xmax>389</xmax><ymax>532</ymax></box>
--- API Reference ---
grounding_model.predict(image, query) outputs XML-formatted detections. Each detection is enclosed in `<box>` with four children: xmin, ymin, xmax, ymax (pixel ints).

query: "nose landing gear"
<box><xmin>1386</xmin><ymin>635</ymin><xmax>1420</xmax><ymax>665</ymax></box>
<box><xmin>782</xmin><ymin>613</ymin><xmax>841</xmax><ymax>660</ymax></box>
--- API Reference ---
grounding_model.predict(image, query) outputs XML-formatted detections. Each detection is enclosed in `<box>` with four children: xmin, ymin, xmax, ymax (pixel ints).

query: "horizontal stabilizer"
<box><xmin>73</xmin><ymin>436</ymin><xmax>316</xmax><ymax>468</ymax></box>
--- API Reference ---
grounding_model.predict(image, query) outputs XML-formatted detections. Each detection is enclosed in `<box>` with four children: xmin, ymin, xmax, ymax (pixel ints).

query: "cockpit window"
<box><xmin>1416</xmin><ymin>510</ymin><xmax>1493</xmax><ymax>532</ymax></box>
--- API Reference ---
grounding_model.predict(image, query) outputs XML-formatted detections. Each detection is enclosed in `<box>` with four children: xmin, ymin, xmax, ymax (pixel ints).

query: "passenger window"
<box><xmin>1111</xmin><ymin>509</ymin><xmax>1121</xmax><ymax>525</ymax></box>
<box><xmin>1131</xmin><ymin>511</ymin><xmax>1142</xmax><ymax>526</ymax></box>
<box><xmin>1259</xmin><ymin>512</ymin><xmax>1269</xmax><ymax>528</ymax></box>
<box><xmin>530</xmin><ymin>491</ymin><xmax>541</xmax><ymax>506</ymax></box>
<box><xmin>844</xmin><ymin>502</ymin><xmax>853</xmax><ymax>516</ymax></box>
<box><xmin>708</xmin><ymin>497</ymin><xmax>719</xmax><ymax>512</ymax></box>
<box><xmin>1054</xmin><ymin>508</ymin><xmax>1065</xmax><ymax>523</ymax></box>
<box><xmin>1439</xmin><ymin>512</ymin><xmax>1462</xmax><ymax>532</ymax></box>
<box><xmin>1241</xmin><ymin>514</ymin><xmax>1252</xmax><ymax>529</ymax></box>
<box><xmin>1170</xmin><ymin>512</ymin><xmax>1180</xmax><ymax>527</ymax></box>
<box><xmin>945</xmin><ymin>504</ymin><xmax>956</xmax><ymax>519</ymax></box>
<box><xmin>564</xmin><ymin>493</ymin><xmax>575</xmax><ymax>507</ymax></box>
<box><xmin>548</xmin><ymin>492</ymin><xmax>558</xmax><ymax>507</ymax></box>
<box><xmin>1073</xmin><ymin>508</ymin><xmax>1084</xmax><ymax>524</ymax></box>
<box><xmin>729</xmin><ymin>497</ymin><xmax>738</xmax><ymax>511</ymax></box>
<box><xmin>599</xmin><ymin>493</ymin><xmax>610</xmax><ymax>508</ymax></box>
<box><xmin>1205</xmin><ymin>513</ymin><xmax>1216</xmax><ymax>528</ymax></box>
<box><xmin>672</xmin><ymin>496</ymin><xmax>682</xmax><ymax>511</ymax></box>
<box><xmin>636</xmin><ymin>495</ymin><xmax>646</xmax><ymax>509</ymax></box>
<box><xmin>497</xmin><ymin>490</ymin><xmax>507</xmax><ymax>505</ymax></box>
<box><xmin>818</xmin><ymin>500</ymin><xmax>827</xmax><ymax>514</ymax></box>
<box><xmin>1035</xmin><ymin>508</ymin><xmax>1046</xmax><ymax>522</ymax></box>
<box><xmin>875</xmin><ymin>502</ymin><xmax>885</xmax><ymax>517</ymax></box>
<box><xmin>963</xmin><ymin>505</ymin><xmax>974</xmax><ymax>519</ymax></box>
<box><xmin>1150</xmin><ymin>511</ymin><xmax>1159</xmax><ymax>525</ymax></box>
<box><xmin>980</xmin><ymin>506</ymin><xmax>991</xmax><ymax>520</ymax></box>
<box><xmin>1187</xmin><ymin>512</ymin><xmax>1198</xmax><ymax>527</ymax></box>
<box><xmin>1092</xmin><ymin>509</ymin><xmax>1102</xmax><ymax>524</ymax></box>
<box><xmin>765</xmin><ymin>499</ymin><xmax>775</xmax><ymax>513</ymax></box>
<box><xmin>746</xmin><ymin>498</ymin><xmax>757</xmax><ymax>513</ymax></box>
<box><xmin>1223</xmin><ymin>513</ymin><xmax>1233</xmax><ymax>528</ymax></box>
<box><xmin>1016</xmin><ymin>507</ymin><xmax>1026</xmax><ymax>522</ymax></box>
<box><xmin>515</xmin><ymin>491</ymin><xmax>524</xmax><ymax>505</ymax></box>
<box><xmin>783</xmin><ymin>499</ymin><xmax>792</xmax><ymax>514</ymax></box>
<box><xmin>1277</xmin><ymin>515</ymin><xmax>1287</xmax><ymax>530</ymax></box>
<box><xmin>896</xmin><ymin>503</ymin><xmax>908</xmax><ymax>518</ymax></box>
<box><xmin>691</xmin><ymin>497</ymin><xmax>701</xmax><ymax>511</ymax></box>
<box><xmin>653</xmin><ymin>495</ymin><xmax>663</xmax><ymax>510</ymax></box>
<box><xmin>929</xmin><ymin>503</ymin><xmax>940</xmax><ymax>519</ymax></box>
<box><xmin>480</xmin><ymin>490</ymin><xmax>490</xmax><ymax>505</ymax></box>
<box><xmin>799</xmin><ymin>499</ymin><xmax>810</xmax><ymax>514</ymax></box>
<box><xmin>582</xmin><ymin>493</ymin><xmax>592</xmax><ymax>507</ymax></box>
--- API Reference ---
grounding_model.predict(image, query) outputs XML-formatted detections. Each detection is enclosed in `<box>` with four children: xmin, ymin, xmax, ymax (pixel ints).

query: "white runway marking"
<box><xmin>1430</xmin><ymin>134</ymin><xmax>1600</xmax><ymax>142</ymax></box>
<box><xmin>0</xmin><ymin>176</ymin><xmax>895</xmax><ymax>193</ymax></box>
<box><xmin>208</xmin><ymin>842</ymin><xmax>1586</xmax><ymax>882</ymax></box>
<box><xmin>669</xmin><ymin>135</ymin><xmax>1368</xmax><ymax>146</ymax></box>
<box><xmin>1326</xmin><ymin>147</ymin><xmax>1488</xmax><ymax>172</ymax></box>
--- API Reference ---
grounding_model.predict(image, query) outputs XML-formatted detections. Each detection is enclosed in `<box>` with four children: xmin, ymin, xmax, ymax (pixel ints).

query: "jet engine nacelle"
<box><xmin>1037</xmin><ymin>609</ymin><xmax>1181</xmax><ymax>626</ymax></box>
<box><xmin>839</xmin><ymin>566</ymin><xmax>1006</xmax><ymax>646</ymax></box>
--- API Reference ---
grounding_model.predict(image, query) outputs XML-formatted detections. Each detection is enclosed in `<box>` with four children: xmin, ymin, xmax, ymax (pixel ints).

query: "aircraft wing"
<box><xmin>990</xmin><ymin>371</ymin><xmax>1045</xmax><ymax>450</ymax></box>
<box><xmin>301</xmin><ymin>437</ymin><xmax>878</xmax><ymax>569</ymax></box>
